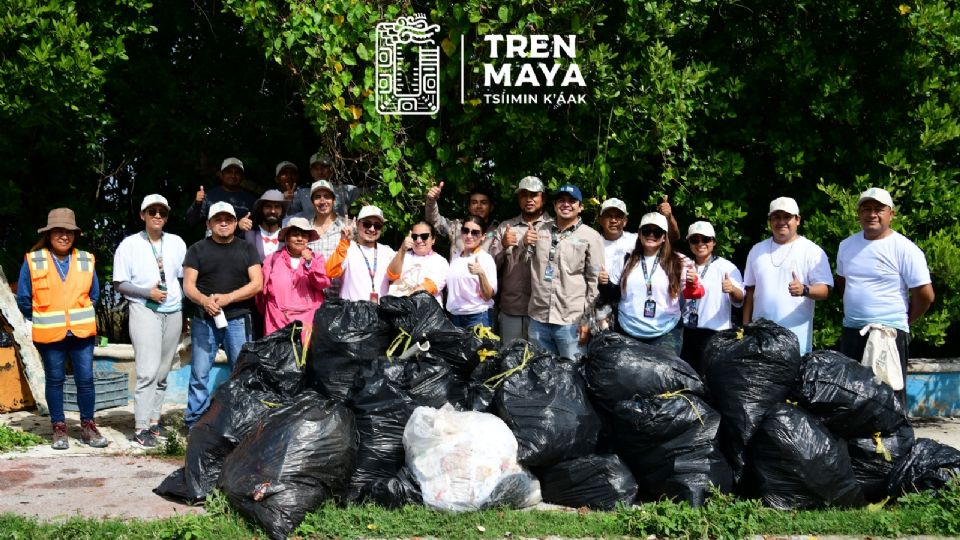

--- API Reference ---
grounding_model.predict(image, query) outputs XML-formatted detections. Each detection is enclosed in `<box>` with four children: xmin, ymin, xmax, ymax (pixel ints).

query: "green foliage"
<box><xmin>0</xmin><ymin>425</ymin><xmax>45</xmax><ymax>452</ymax></box>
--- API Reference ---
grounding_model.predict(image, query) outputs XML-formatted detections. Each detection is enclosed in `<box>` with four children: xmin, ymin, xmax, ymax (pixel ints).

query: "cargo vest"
<box><xmin>26</xmin><ymin>249</ymin><xmax>97</xmax><ymax>343</ymax></box>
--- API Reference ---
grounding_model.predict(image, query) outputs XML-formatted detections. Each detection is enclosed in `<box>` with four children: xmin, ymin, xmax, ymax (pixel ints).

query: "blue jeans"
<box><xmin>185</xmin><ymin>314</ymin><xmax>251</xmax><ymax>426</ymax></box>
<box><xmin>36</xmin><ymin>335</ymin><xmax>95</xmax><ymax>424</ymax></box>
<box><xmin>529</xmin><ymin>320</ymin><xmax>584</xmax><ymax>360</ymax></box>
<box><xmin>449</xmin><ymin>309</ymin><xmax>493</xmax><ymax>329</ymax></box>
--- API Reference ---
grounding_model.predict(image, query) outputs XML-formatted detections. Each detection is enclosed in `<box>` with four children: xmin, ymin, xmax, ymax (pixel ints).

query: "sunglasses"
<box><xmin>146</xmin><ymin>208</ymin><xmax>169</xmax><ymax>218</ymax></box>
<box><xmin>688</xmin><ymin>235</ymin><xmax>714</xmax><ymax>245</ymax></box>
<box><xmin>460</xmin><ymin>226</ymin><xmax>483</xmax><ymax>238</ymax></box>
<box><xmin>640</xmin><ymin>226</ymin><xmax>665</xmax><ymax>238</ymax></box>
<box><xmin>410</xmin><ymin>232</ymin><xmax>431</xmax><ymax>241</ymax></box>
<box><xmin>359</xmin><ymin>220</ymin><xmax>383</xmax><ymax>231</ymax></box>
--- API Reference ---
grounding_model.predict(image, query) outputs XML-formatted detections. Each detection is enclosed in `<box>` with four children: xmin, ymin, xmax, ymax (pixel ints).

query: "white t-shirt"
<box><xmin>446</xmin><ymin>250</ymin><xmax>497</xmax><ymax>315</ymax></box>
<box><xmin>683</xmin><ymin>256</ymin><xmax>744</xmax><ymax>331</ymax></box>
<box><xmin>112</xmin><ymin>232</ymin><xmax>187</xmax><ymax>313</ymax></box>
<box><xmin>743</xmin><ymin>236</ymin><xmax>834</xmax><ymax>354</ymax></box>
<box><xmin>837</xmin><ymin>231</ymin><xmax>931</xmax><ymax>332</ymax></box>
<box><xmin>603</xmin><ymin>232</ymin><xmax>637</xmax><ymax>270</ymax></box>
<box><xmin>397</xmin><ymin>251</ymin><xmax>450</xmax><ymax>303</ymax></box>
<box><xmin>612</xmin><ymin>252</ymin><xmax>693</xmax><ymax>339</ymax></box>
<box><xmin>337</xmin><ymin>242</ymin><xmax>396</xmax><ymax>302</ymax></box>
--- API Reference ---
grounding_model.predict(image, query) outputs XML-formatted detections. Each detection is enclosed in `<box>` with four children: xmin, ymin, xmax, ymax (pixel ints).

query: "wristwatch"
<box><xmin>802</xmin><ymin>284</ymin><xmax>810</xmax><ymax>297</ymax></box>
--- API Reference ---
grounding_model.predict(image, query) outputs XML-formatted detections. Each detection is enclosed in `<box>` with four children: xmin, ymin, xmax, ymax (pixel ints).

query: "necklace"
<box><xmin>769</xmin><ymin>238</ymin><xmax>796</xmax><ymax>268</ymax></box>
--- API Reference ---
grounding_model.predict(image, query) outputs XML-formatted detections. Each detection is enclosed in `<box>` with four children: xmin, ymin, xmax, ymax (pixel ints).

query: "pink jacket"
<box><xmin>257</xmin><ymin>248</ymin><xmax>331</xmax><ymax>335</ymax></box>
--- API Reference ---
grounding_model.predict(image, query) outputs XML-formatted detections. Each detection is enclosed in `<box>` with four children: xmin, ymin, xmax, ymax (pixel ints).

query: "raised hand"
<box><xmin>238</xmin><ymin>212</ymin><xmax>253</xmax><ymax>232</ymax></box>
<box><xmin>598</xmin><ymin>264</ymin><xmax>609</xmax><ymax>285</ymax></box>
<box><xmin>195</xmin><ymin>185</ymin><xmax>205</xmax><ymax>204</ymax></box>
<box><xmin>657</xmin><ymin>194</ymin><xmax>672</xmax><ymax>218</ymax></box>
<box><xmin>502</xmin><ymin>224</ymin><xmax>518</xmax><ymax>247</ymax></box>
<box><xmin>788</xmin><ymin>271</ymin><xmax>805</xmax><ymax>296</ymax></box>
<box><xmin>467</xmin><ymin>256</ymin><xmax>484</xmax><ymax>276</ymax></box>
<box><xmin>403</xmin><ymin>233</ymin><xmax>415</xmax><ymax>251</ymax></box>
<box><xmin>426</xmin><ymin>181</ymin><xmax>444</xmax><ymax>201</ymax></box>
<box><xmin>721</xmin><ymin>272</ymin><xmax>735</xmax><ymax>293</ymax></box>
<box><xmin>523</xmin><ymin>225</ymin><xmax>538</xmax><ymax>247</ymax></box>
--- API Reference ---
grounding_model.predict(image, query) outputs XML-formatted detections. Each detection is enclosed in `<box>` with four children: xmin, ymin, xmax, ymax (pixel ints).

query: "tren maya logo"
<box><xmin>376</xmin><ymin>14</ymin><xmax>587</xmax><ymax>116</ymax></box>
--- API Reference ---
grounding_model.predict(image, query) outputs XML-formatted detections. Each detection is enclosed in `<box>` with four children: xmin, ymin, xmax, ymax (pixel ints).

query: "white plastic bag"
<box><xmin>859</xmin><ymin>324</ymin><xmax>904</xmax><ymax>391</ymax></box>
<box><xmin>403</xmin><ymin>404</ymin><xmax>541</xmax><ymax>511</ymax></box>
<box><xmin>388</xmin><ymin>264</ymin><xmax>422</xmax><ymax>297</ymax></box>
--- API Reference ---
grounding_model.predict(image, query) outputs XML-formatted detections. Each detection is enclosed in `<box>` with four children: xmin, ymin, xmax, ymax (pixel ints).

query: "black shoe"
<box><xmin>149</xmin><ymin>423</ymin><xmax>168</xmax><ymax>440</ymax></box>
<box><xmin>134</xmin><ymin>429</ymin><xmax>157</xmax><ymax>448</ymax></box>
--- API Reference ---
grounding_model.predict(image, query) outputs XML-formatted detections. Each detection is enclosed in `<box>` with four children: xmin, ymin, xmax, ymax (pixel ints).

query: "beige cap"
<box><xmin>207</xmin><ymin>201</ymin><xmax>236</xmax><ymax>220</ymax></box>
<box><xmin>514</xmin><ymin>176</ymin><xmax>545</xmax><ymax>193</ymax></box>
<box><xmin>686</xmin><ymin>220</ymin><xmax>716</xmax><ymax>239</ymax></box>
<box><xmin>357</xmin><ymin>205</ymin><xmax>385</xmax><ymax>222</ymax></box>
<box><xmin>310</xmin><ymin>152</ymin><xmax>332</xmax><ymax>166</ymax></box>
<box><xmin>140</xmin><ymin>194</ymin><xmax>170</xmax><ymax>211</ymax></box>
<box><xmin>275</xmin><ymin>161</ymin><xmax>298</xmax><ymax>176</ymax></box>
<box><xmin>857</xmin><ymin>187</ymin><xmax>895</xmax><ymax>209</ymax></box>
<box><xmin>309</xmin><ymin>179</ymin><xmax>336</xmax><ymax>198</ymax></box>
<box><xmin>220</xmin><ymin>157</ymin><xmax>244</xmax><ymax>171</ymax></box>
<box><xmin>768</xmin><ymin>196</ymin><xmax>800</xmax><ymax>216</ymax></box>
<box><xmin>639</xmin><ymin>212</ymin><xmax>668</xmax><ymax>232</ymax></box>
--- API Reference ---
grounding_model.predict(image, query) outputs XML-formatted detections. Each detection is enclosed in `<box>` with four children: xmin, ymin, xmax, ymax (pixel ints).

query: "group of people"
<box><xmin>16</xmin><ymin>151</ymin><xmax>935</xmax><ymax>449</ymax></box>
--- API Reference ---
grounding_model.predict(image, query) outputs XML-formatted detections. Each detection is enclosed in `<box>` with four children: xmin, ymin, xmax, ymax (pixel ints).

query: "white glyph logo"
<box><xmin>376</xmin><ymin>14</ymin><xmax>441</xmax><ymax>115</ymax></box>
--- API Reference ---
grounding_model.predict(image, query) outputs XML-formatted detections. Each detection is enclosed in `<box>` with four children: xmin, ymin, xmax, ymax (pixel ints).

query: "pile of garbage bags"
<box><xmin>155</xmin><ymin>298</ymin><xmax>960</xmax><ymax>539</ymax></box>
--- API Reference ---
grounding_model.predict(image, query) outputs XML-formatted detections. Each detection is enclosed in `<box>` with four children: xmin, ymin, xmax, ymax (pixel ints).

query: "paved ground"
<box><xmin>1</xmin><ymin>403</ymin><xmax>959</xmax><ymax>522</ymax></box>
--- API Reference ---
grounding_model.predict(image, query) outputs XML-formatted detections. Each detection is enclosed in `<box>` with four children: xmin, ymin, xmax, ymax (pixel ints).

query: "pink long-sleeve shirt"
<box><xmin>257</xmin><ymin>248</ymin><xmax>331</xmax><ymax>335</ymax></box>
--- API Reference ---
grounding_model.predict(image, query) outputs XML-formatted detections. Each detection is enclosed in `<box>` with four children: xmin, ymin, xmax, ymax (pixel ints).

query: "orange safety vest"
<box><xmin>27</xmin><ymin>248</ymin><xmax>97</xmax><ymax>343</ymax></box>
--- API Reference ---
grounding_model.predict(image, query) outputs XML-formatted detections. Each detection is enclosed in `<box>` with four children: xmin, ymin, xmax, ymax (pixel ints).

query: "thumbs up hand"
<box><xmin>195</xmin><ymin>185</ymin><xmax>206</xmax><ymax>204</ymax></box>
<box><xmin>788</xmin><ymin>271</ymin><xmax>805</xmax><ymax>297</ymax></box>
<box><xmin>598</xmin><ymin>264</ymin><xmax>609</xmax><ymax>285</ymax></box>
<box><xmin>238</xmin><ymin>212</ymin><xmax>253</xmax><ymax>232</ymax></box>
<box><xmin>502</xmin><ymin>224</ymin><xmax>518</xmax><ymax>247</ymax></box>
<box><xmin>523</xmin><ymin>226</ymin><xmax>538</xmax><ymax>247</ymax></box>
<box><xmin>426</xmin><ymin>181</ymin><xmax>444</xmax><ymax>201</ymax></box>
<box><xmin>468</xmin><ymin>256</ymin><xmax>484</xmax><ymax>276</ymax></box>
<box><xmin>657</xmin><ymin>194</ymin><xmax>672</xmax><ymax>218</ymax></box>
<box><xmin>685</xmin><ymin>261</ymin><xmax>698</xmax><ymax>284</ymax></box>
<box><xmin>721</xmin><ymin>272</ymin><xmax>735</xmax><ymax>294</ymax></box>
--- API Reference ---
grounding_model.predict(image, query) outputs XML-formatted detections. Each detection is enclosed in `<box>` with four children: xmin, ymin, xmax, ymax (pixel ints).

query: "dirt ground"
<box><xmin>1</xmin><ymin>403</ymin><xmax>960</xmax><ymax>521</ymax></box>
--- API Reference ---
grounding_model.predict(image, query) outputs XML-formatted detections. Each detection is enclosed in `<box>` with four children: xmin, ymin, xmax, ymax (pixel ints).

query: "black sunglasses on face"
<box><xmin>360</xmin><ymin>220</ymin><xmax>383</xmax><ymax>231</ymax></box>
<box><xmin>688</xmin><ymin>235</ymin><xmax>714</xmax><ymax>245</ymax></box>
<box><xmin>146</xmin><ymin>208</ymin><xmax>169</xmax><ymax>218</ymax></box>
<box><xmin>410</xmin><ymin>233</ymin><xmax>431</xmax><ymax>241</ymax></box>
<box><xmin>640</xmin><ymin>226</ymin><xmax>665</xmax><ymax>238</ymax></box>
<box><xmin>460</xmin><ymin>226</ymin><xmax>483</xmax><ymax>238</ymax></box>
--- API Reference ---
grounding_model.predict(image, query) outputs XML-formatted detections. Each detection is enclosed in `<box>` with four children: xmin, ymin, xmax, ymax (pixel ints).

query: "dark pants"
<box><xmin>680</xmin><ymin>327</ymin><xmax>717</xmax><ymax>378</ymax></box>
<box><xmin>632</xmin><ymin>323</ymin><xmax>684</xmax><ymax>357</ymax></box>
<box><xmin>839</xmin><ymin>326</ymin><xmax>910</xmax><ymax>406</ymax></box>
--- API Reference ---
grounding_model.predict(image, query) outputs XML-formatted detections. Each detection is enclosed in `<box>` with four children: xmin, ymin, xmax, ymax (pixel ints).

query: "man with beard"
<box><xmin>186</xmin><ymin>157</ymin><xmax>257</xmax><ymax>233</ymax></box>
<box><xmin>488</xmin><ymin>176</ymin><xmax>553</xmax><ymax>342</ymax></box>
<box><xmin>182</xmin><ymin>202</ymin><xmax>262</xmax><ymax>428</ymax></box>
<box><xmin>244</xmin><ymin>189</ymin><xmax>289</xmax><ymax>261</ymax></box>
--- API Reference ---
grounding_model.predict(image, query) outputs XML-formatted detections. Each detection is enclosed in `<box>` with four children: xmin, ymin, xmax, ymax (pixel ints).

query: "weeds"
<box><xmin>0</xmin><ymin>424</ymin><xmax>45</xmax><ymax>452</ymax></box>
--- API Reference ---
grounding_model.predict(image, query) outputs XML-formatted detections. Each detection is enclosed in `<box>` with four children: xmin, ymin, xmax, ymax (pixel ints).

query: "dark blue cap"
<box><xmin>554</xmin><ymin>184</ymin><xmax>583</xmax><ymax>202</ymax></box>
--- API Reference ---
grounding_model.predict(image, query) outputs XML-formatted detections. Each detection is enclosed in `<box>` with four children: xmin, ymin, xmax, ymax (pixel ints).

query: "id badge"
<box><xmin>544</xmin><ymin>264</ymin><xmax>555</xmax><ymax>282</ymax></box>
<box><xmin>643</xmin><ymin>299</ymin><xmax>657</xmax><ymax>318</ymax></box>
<box><xmin>369</xmin><ymin>292</ymin><xmax>379</xmax><ymax>303</ymax></box>
<box><xmin>687</xmin><ymin>312</ymin><xmax>699</xmax><ymax>328</ymax></box>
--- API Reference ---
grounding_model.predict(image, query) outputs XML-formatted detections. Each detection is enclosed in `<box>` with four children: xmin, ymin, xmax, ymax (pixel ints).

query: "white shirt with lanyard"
<box><xmin>338</xmin><ymin>242</ymin><xmax>395</xmax><ymax>302</ymax></box>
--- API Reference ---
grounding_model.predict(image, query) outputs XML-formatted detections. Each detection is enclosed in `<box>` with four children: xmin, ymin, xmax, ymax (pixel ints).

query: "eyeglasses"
<box><xmin>688</xmin><ymin>235</ymin><xmax>714</xmax><ymax>245</ymax></box>
<box><xmin>146</xmin><ymin>208</ymin><xmax>169</xmax><ymax>218</ymax></box>
<box><xmin>460</xmin><ymin>226</ymin><xmax>483</xmax><ymax>238</ymax></box>
<box><xmin>640</xmin><ymin>226</ymin><xmax>665</xmax><ymax>238</ymax></box>
<box><xmin>360</xmin><ymin>220</ymin><xmax>383</xmax><ymax>231</ymax></box>
<box><xmin>410</xmin><ymin>233</ymin><xmax>431</xmax><ymax>241</ymax></box>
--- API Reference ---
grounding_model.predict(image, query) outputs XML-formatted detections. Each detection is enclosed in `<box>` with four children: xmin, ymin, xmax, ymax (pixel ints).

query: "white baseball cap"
<box><xmin>686</xmin><ymin>220</ymin><xmax>716</xmax><ymax>239</ymax></box>
<box><xmin>357</xmin><ymin>205</ymin><xmax>385</xmax><ymax>222</ymax></box>
<box><xmin>275</xmin><ymin>161</ymin><xmax>298</xmax><ymax>176</ymax></box>
<box><xmin>857</xmin><ymin>187</ymin><xmax>895</xmax><ymax>209</ymax></box>
<box><xmin>309</xmin><ymin>179</ymin><xmax>336</xmax><ymax>197</ymax></box>
<box><xmin>599</xmin><ymin>198</ymin><xmax>628</xmax><ymax>216</ymax></box>
<box><xmin>639</xmin><ymin>212</ymin><xmax>668</xmax><ymax>232</ymax></box>
<box><xmin>309</xmin><ymin>152</ymin><xmax>332</xmax><ymax>166</ymax></box>
<box><xmin>140</xmin><ymin>194</ymin><xmax>170</xmax><ymax>211</ymax></box>
<box><xmin>220</xmin><ymin>157</ymin><xmax>244</xmax><ymax>171</ymax></box>
<box><xmin>207</xmin><ymin>201</ymin><xmax>236</xmax><ymax>220</ymax></box>
<box><xmin>515</xmin><ymin>176</ymin><xmax>545</xmax><ymax>193</ymax></box>
<box><xmin>768</xmin><ymin>196</ymin><xmax>800</xmax><ymax>216</ymax></box>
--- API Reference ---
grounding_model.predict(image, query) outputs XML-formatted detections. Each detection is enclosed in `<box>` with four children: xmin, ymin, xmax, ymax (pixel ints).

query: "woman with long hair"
<box><xmin>445</xmin><ymin>215</ymin><xmax>497</xmax><ymax>328</ymax></box>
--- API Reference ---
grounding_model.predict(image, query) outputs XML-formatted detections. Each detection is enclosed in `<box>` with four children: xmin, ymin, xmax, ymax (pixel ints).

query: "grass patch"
<box><xmin>147</xmin><ymin>411</ymin><xmax>187</xmax><ymax>458</ymax></box>
<box><xmin>0</xmin><ymin>424</ymin><xmax>45</xmax><ymax>452</ymax></box>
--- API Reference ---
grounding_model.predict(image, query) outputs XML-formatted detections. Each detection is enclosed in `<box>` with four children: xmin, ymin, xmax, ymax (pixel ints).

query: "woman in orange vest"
<box><xmin>16</xmin><ymin>208</ymin><xmax>108</xmax><ymax>450</ymax></box>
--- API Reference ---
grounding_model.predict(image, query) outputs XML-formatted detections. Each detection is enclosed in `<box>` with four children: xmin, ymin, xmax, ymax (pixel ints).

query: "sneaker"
<box><xmin>149</xmin><ymin>423</ymin><xmax>168</xmax><ymax>439</ymax></box>
<box><xmin>80</xmin><ymin>419</ymin><xmax>109</xmax><ymax>448</ymax></box>
<box><xmin>51</xmin><ymin>422</ymin><xmax>69</xmax><ymax>450</ymax></box>
<box><xmin>134</xmin><ymin>429</ymin><xmax>157</xmax><ymax>448</ymax></box>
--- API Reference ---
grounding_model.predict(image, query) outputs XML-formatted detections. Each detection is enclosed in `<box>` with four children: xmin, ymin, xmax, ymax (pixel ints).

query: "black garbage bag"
<box><xmin>749</xmin><ymin>403</ymin><xmax>865</xmax><ymax>510</ymax></box>
<box><xmin>366</xmin><ymin>467</ymin><xmax>423</xmax><ymax>508</ymax></box>
<box><xmin>219</xmin><ymin>391</ymin><xmax>358</xmax><ymax>540</ymax></box>
<box><xmin>797</xmin><ymin>350</ymin><xmax>907</xmax><ymax>439</ymax></box>
<box><xmin>452</xmin><ymin>356</ymin><xmax>500</xmax><ymax>413</ymax></box>
<box><xmin>421</xmin><ymin>327</ymin><xmax>494</xmax><ymax>378</ymax></box>
<box><xmin>610</xmin><ymin>393</ymin><xmax>731</xmax><ymax>505</ymax></box>
<box><xmin>704</xmin><ymin>319</ymin><xmax>802</xmax><ymax>481</ymax></box>
<box><xmin>584</xmin><ymin>331</ymin><xmax>705</xmax><ymax>414</ymax></box>
<box><xmin>396</xmin><ymin>356</ymin><xmax>460</xmax><ymax>409</ymax></box>
<box><xmin>154</xmin><ymin>367</ymin><xmax>283</xmax><ymax>503</ymax></box>
<box><xmin>233</xmin><ymin>321</ymin><xmax>306</xmax><ymax>397</ymax></box>
<box><xmin>493</xmin><ymin>341</ymin><xmax>601</xmax><ymax>467</ymax></box>
<box><xmin>538</xmin><ymin>454</ymin><xmax>638</xmax><ymax>510</ymax></box>
<box><xmin>848</xmin><ymin>424</ymin><xmax>916</xmax><ymax>501</ymax></box>
<box><xmin>888</xmin><ymin>437</ymin><xmax>960</xmax><ymax>496</ymax></box>
<box><xmin>307</xmin><ymin>300</ymin><xmax>391</xmax><ymax>400</ymax></box>
<box><xmin>346</xmin><ymin>361</ymin><xmax>417</xmax><ymax>502</ymax></box>
<box><xmin>378</xmin><ymin>292</ymin><xmax>456</xmax><ymax>337</ymax></box>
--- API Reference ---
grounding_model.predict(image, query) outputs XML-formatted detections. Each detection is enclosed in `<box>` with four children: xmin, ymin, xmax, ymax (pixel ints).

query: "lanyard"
<box><xmin>359</xmin><ymin>244</ymin><xmax>378</xmax><ymax>291</ymax></box>
<box><xmin>141</xmin><ymin>232</ymin><xmax>166</xmax><ymax>285</ymax></box>
<box><xmin>688</xmin><ymin>255</ymin><xmax>716</xmax><ymax>311</ymax></box>
<box><xmin>548</xmin><ymin>220</ymin><xmax>581</xmax><ymax>264</ymax></box>
<box><xmin>639</xmin><ymin>251</ymin><xmax>661</xmax><ymax>299</ymax></box>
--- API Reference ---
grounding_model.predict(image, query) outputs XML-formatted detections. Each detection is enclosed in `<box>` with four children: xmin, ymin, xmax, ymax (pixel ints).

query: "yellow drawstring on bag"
<box><xmin>657</xmin><ymin>389</ymin><xmax>705</xmax><ymax>426</ymax></box>
<box><xmin>385</xmin><ymin>328</ymin><xmax>412</xmax><ymax>361</ymax></box>
<box><xmin>873</xmin><ymin>432</ymin><xmax>893</xmax><ymax>462</ymax></box>
<box><xmin>484</xmin><ymin>343</ymin><xmax>532</xmax><ymax>389</ymax></box>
